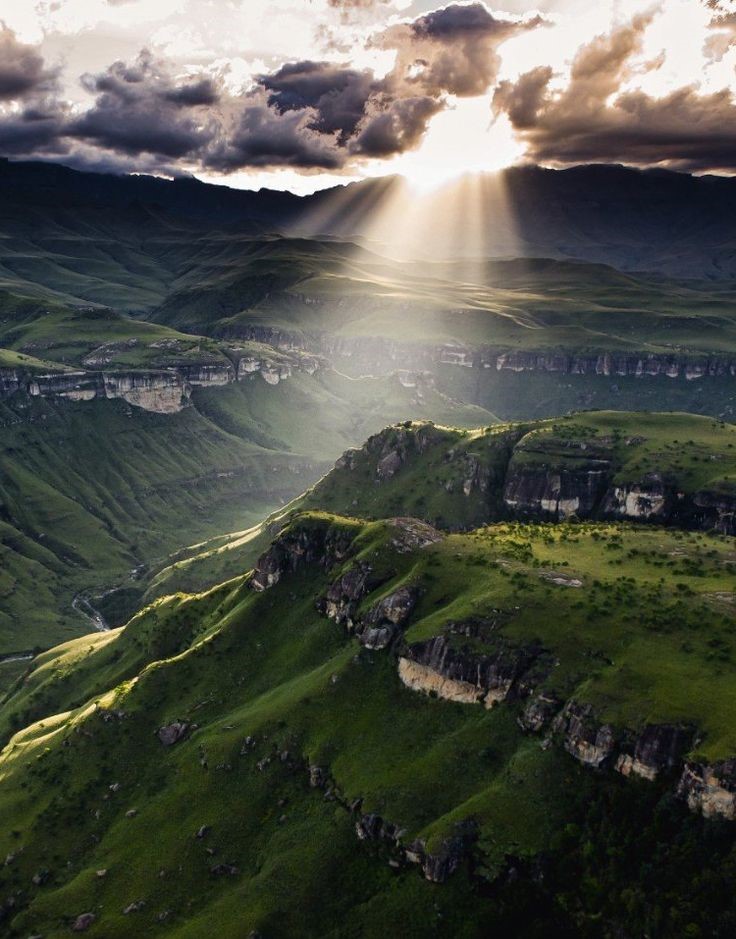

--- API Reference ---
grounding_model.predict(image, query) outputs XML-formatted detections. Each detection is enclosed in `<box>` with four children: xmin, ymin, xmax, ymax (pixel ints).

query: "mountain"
<box><xmin>1</xmin><ymin>411</ymin><xmax>736</xmax><ymax>938</ymax></box>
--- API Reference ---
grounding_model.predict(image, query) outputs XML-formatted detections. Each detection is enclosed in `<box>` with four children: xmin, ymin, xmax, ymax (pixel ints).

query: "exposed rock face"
<box><xmin>504</xmin><ymin>465</ymin><xmax>609</xmax><ymax>519</ymax></box>
<box><xmin>405</xmin><ymin>822</ymin><xmax>477</xmax><ymax>883</ymax></box>
<box><xmin>157</xmin><ymin>721</ymin><xmax>190</xmax><ymax>746</ymax></box>
<box><xmin>103</xmin><ymin>372</ymin><xmax>189</xmax><ymax>414</ymax></box>
<box><xmin>602</xmin><ymin>473</ymin><xmax>670</xmax><ymax>520</ymax></box>
<box><xmin>553</xmin><ymin>702</ymin><xmax>616</xmax><ymax>768</ymax></box>
<box><xmin>518</xmin><ymin>692</ymin><xmax>561</xmax><ymax>733</ymax></box>
<box><xmin>369</xmin><ymin>423</ymin><xmax>447</xmax><ymax>483</ymax></box>
<box><xmin>494</xmin><ymin>350</ymin><xmax>736</xmax><ymax>380</ymax></box>
<box><xmin>26</xmin><ymin>369</ymin><xmax>190</xmax><ymax>413</ymax></box>
<box><xmin>692</xmin><ymin>491</ymin><xmax>736</xmax><ymax>536</ymax></box>
<box><xmin>0</xmin><ymin>368</ymin><xmax>21</xmax><ymax>395</ymax></box>
<box><xmin>250</xmin><ymin>523</ymin><xmax>355</xmax><ymax>592</ymax></box>
<box><xmin>615</xmin><ymin>725</ymin><xmax>692</xmax><ymax>781</ymax></box>
<box><xmin>356</xmin><ymin>585</ymin><xmax>418</xmax><ymax>650</ymax></box>
<box><xmin>388</xmin><ymin>518</ymin><xmax>443</xmax><ymax>553</ymax></box>
<box><xmin>1</xmin><ymin>346</ymin><xmax>322</xmax><ymax>414</ymax></box>
<box><xmin>355</xmin><ymin>813</ymin><xmax>401</xmax><ymax>844</ymax></box>
<box><xmin>180</xmin><ymin>363</ymin><xmax>234</xmax><ymax>386</ymax></box>
<box><xmin>322</xmin><ymin>562</ymin><xmax>376</xmax><ymax>627</ymax></box>
<box><xmin>677</xmin><ymin>760</ymin><xmax>736</xmax><ymax>819</ymax></box>
<box><xmin>398</xmin><ymin>636</ymin><xmax>539</xmax><ymax>707</ymax></box>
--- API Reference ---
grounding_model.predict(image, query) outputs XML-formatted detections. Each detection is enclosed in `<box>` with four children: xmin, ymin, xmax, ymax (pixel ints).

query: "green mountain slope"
<box><xmin>1</xmin><ymin>488</ymin><xmax>736</xmax><ymax>936</ymax></box>
<box><xmin>133</xmin><ymin>410</ymin><xmax>736</xmax><ymax>611</ymax></box>
<box><xmin>0</xmin><ymin>370</ymin><xmax>494</xmax><ymax>671</ymax></box>
<box><xmin>0</xmin><ymin>514</ymin><xmax>736</xmax><ymax>937</ymax></box>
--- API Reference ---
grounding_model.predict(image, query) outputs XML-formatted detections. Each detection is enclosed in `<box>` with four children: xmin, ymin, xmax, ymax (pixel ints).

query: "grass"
<box><xmin>0</xmin><ymin>507</ymin><xmax>733</xmax><ymax>935</ymax></box>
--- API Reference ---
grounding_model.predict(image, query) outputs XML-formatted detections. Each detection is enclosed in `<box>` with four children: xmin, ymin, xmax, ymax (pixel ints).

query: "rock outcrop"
<box><xmin>405</xmin><ymin>821</ymin><xmax>477</xmax><ymax>883</ymax></box>
<box><xmin>398</xmin><ymin>635</ymin><xmax>540</xmax><ymax>707</ymax></box>
<box><xmin>504</xmin><ymin>466</ymin><xmax>609</xmax><ymax>519</ymax></box>
<box><xmin>250</xmin><ymin>523</ymin><xmax>356</xmax><ymax>592</ymax></box>
<box><xmin>602</xmin><ymin>473</ymin><xmax>670</xmax><ymax>520</ymax></box>
<box><xmin>615</xmin><ymin>725</ymin><xmax>692</xmax><ymax>781</ymax></box>
<box><xmin>322</xmin><ymin>562</ymin><xmax>376</xmax><ymax>627</ymax></box>
<box><xmin>518</xmin><ymin>692</ymin><xmax>561</xmax><ymax>733</ymax></box>
<box><xmin>552</xmin><ymin>702</ymin><xmax>616</xmax><ymax>768</ymax></box>
<box><xmin>157</xmin><ymin>721</ymin><xmax>191</xmax><ymax>746</ymax></box>
<box><xmin>677</xmin><ymin>760</ymin><xmax>736</xmax><ymax>819</ymax></box>
<box><xmin>355</xmin><ymin>585</ymin><xmax>418</xmax><ymax>650</ymax></box>
<box><xmin>0</xmin><ymin>347</ymin><xmax>323</xmax><ymax>414</ymax></box>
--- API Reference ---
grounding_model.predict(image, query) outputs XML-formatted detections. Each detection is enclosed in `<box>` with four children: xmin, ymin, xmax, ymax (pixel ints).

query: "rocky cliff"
<box><xmin>1</xmin><ymin>349</ymin><xmax>323</xmax><ymax>414</ymax></box>
<box><xmin>322</xmin><ymin>417</ymin><xmax>736</xmax><ymax>536</ymax></box>
<box><xmin>204</xmin><ymin>321</ymin><xmax>736</xmax><ymax>387</ymax></box>
<box><xmin>397</xmin><ymin>635</ymin><xmax>541</xmax><ymax>708</ymax></box>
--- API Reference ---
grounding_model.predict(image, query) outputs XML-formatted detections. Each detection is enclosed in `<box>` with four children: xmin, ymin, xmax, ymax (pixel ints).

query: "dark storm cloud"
<box><xmin>205</xmin><ymin>88</ymin><xmax>344</xmax><ymax>170</ymax></box>
<box><xmin>70</xmin><ymin>52</ymin><xmax>218</xmax><ymax>158</ymax></box>
<box><xmin>379</xmin><ymin>2</ymin><xmax>544</xmax><ymax>98</ymax></box>
<box><xmin>240</xmin><ymin>3</ymin><xmax>542</xmax><ymax>168</ymax></box>
<box><xmin>492</xmin><ymin>12</ymin><xmax>736</xmax><ymax>173</ymax></box>
<box><xmin>0</xmin><ymin>26</ymin><xmax>58</xmax><ymax>101</ymax></box>
<box><xmin>350</xmin><ymin>93</ymin><xmax>442</xmax><ymax>156</ymax></box>
<box><xmin>261</xmin><ymin>61</ymin><xmax>375</xmax><ymax>140</ymax></box>
<box><xmin>0</xmin><ymin>3</ymin><xmax>539</xmax><ymax>173</ymax></box>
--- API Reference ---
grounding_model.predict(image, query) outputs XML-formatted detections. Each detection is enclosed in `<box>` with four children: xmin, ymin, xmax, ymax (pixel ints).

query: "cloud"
<box><xmin>205</xmin><ymin>87</ymin><xmax>344</xmax><ymax>170</ymax></box>
<box><xmin>492</xmin><ymin>11</ymin><xmax>736</xmax><ymax>173</ymax></box>
<box><xmin>379</xmin><ymin>2</ymin><xmax>544</xmax><ymax>98</ymax></box>
<box><xmin>261</xmin><ymin>61</ymin><xmax>375</xmax><ymax>141</ymax></box>
<box><xmin>0</xmin><ymin>26</ymin><xmax>58</xmax><ymax>101</ymax></box>
<box><xmin>0</xmin><ymin>3</ymin><xmax>539</xmax><ymax>174</ymax></box>
<box><xmin>703</xmin><ymin>0</ymin><xmax>736</xmax><ymax>60</ymax></box>
<box><xmin>70</xmin><ymin>51</ymin><xmax>218</xmax><ymax>158</ymax></box>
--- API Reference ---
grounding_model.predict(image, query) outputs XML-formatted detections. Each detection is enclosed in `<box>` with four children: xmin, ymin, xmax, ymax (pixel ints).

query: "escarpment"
<box><xmin>196</xmin><ymin>321</ymin><xmax>736</xmax><ymax>385</ymax></box>
<box><xmin>249</xmin><ymin>520</ymin><xmax>358</xmax><ymax>592</ymax></box>
<box><xmin>397</xmin><ymin>635</ymin><xmax>543</xmax><ymax>708</ymax></box>
<box><xmin>324</xmin><ymin>417</ymin><xmax>736</xmax><ymax>536</ymax></box>
<box><xmin>0</xmin><ymin>347</ymin><xmax>323</xmax><ymax>414</ymax></box>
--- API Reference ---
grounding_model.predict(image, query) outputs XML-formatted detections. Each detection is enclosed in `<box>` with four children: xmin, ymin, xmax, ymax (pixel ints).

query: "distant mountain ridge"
<box><xmin>2</xmin><ymin>158</ymin><xmax>736</xmax><ymax>281</ymax></box>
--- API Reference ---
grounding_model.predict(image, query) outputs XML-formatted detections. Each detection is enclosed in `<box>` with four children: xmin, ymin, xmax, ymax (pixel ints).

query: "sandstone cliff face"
<box><xmin>602</xmin><ymin>473</ymin><xmax>670</xmax><ymax>520</ymax></box>
<box><xmin>208</xmin><ymin>322</ymin><xmax>736</xmax><ymax>384</ymax></box>
<box><xmin>355</xmin><ymin>584</ymin><xmax>418</xmax><ymax>650</ymax></box>
<box><xmin>518</xmin><ymin>692</ymin><xmax>561</xmax><ymax>733</ymax></box>
<box><xmin>677</xmin><ymin>760</ymin><xmax>736</xmax><ymax>820</ymax></box>
<box><xmin>398</xmin><ymin>635</ymin><xmax>539</xmax><ymax>707</ymax></box>
<box><xmin>1</xmin><ymin>347</ymin><xmax>322</xmax><ymax>413</ymax></box>
<box><xmin>0</xmin><ymin>368</ymin><xmax>21</xmax><ymax>395</ymax></box>
<box><xmin>552</xmin><ymin>702</ymin><xmax>617</xmax><ymax>769</ymax></box>
<box><xmin>615</xmin><ymin>725</ymin><xmax>692</xmax><ymax>781</ymax></box>
<box><xmin>503</xmin><ymin>466</ymin><xmax>609</xmax><ymax>520</ymax></box>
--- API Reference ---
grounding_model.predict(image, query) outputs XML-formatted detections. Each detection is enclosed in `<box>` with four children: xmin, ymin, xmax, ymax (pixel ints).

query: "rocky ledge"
<box><xmin>0</xmin><ymin>349</ymin><xmax>323</xmax><ymax>414</ymax></box>
<box><xmin>398</xmin><ymin>635</ymin><xmax>542</xmax><ymax>708</ymax></box>
<box><xmin>250</xmin><ymin>523</ymin><xmax>356</xmax><ymax>592</ymax></box>
<box><xmin>677</xmin><ymin>760</ymin><xmax>736</xmax><ymax>819</ymax></box>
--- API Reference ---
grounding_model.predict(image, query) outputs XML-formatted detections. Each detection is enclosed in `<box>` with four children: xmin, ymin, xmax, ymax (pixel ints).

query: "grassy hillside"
<box><xmin>127</xmin><ymin>410</ymin><xmax>736</xmax><ymax>611</ymax></box>
<box><xmin>1</xmin><ymin>509</ymin><xmax>736</xmax><ymax>936</ymax></box>
<box><xmin>0</xmin><ymin>370</ymin><xmax>494</xmax><ymax>667</ymax></box>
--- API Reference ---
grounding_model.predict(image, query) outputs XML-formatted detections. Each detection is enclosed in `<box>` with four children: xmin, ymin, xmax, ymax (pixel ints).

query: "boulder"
<box><xmin>157</xmin><ymin>721</ymin><xmax>190</xmax><ymax>746</ymax></box>
<box><xmin>72</xmin><ymin>912</ymin><xmax>96</xmax><ymax>932</ymax></box>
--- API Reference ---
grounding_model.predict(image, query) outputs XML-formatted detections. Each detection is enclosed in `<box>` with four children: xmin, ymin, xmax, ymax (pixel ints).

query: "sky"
<box><xmin>0</xmin><ymin>0</ymin><xmax>735</xmax><ymax>192</ymax></box>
